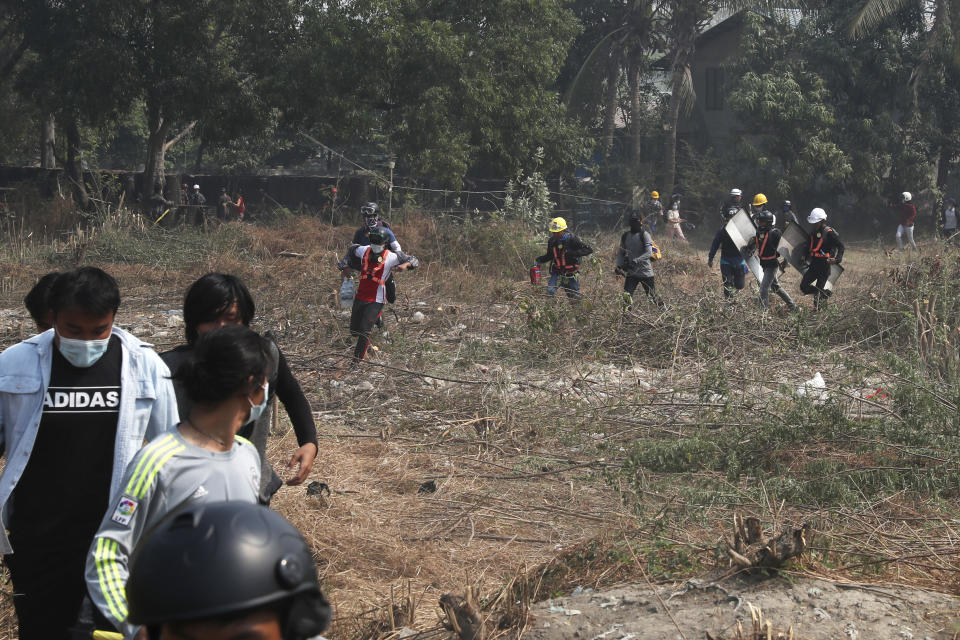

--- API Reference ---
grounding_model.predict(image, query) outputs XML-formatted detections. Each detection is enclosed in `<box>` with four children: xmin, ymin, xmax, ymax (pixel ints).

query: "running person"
<box><xmin>351</xmin><ymin>202</ymin><xmax>402</xmax><ymax>303</ymax></box>
<box><xmin>86</xmin><ymin>325</ymin><xmax>269</xmax><ymax>637</ymax></box>
<box><xmin>339</xmin><ymin>227</ymin><xmax>419</xmax><ymax>360</ymax></box>
<box><xmin>161</xmin><ymin>273</ymin><xmax>319</xmax><ymax>504</ymax></box>
<box><xmin>535</xmin><ymin>217</ymin><xmax>594</xmax><ymax>301</ymax></box>
<box><xmin>892</xmin><ymin>191</ymin><xmax>918</xmax><ymax>251</ymax></box>
<box><xmin>799</xmin><ymin>208</ymin><xmax>845</xmax><ymax>310</ymax></box>
<box><xmin>754</xmin><ymin>209</ymin><xmax>796</xmax><ymax>311</ymax></box>
<box><xmin>707</xmin><ymin>208</ymin><xmax>746</xmax><ymax>298</ymax></box>
<box><xmin>616</xmin><ymin>211</ymin><xmax>665</xmax><ymax>309</ymax></box>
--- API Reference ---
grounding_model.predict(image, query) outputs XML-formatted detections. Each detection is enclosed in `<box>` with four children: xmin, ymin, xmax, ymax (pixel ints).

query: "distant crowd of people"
<box><xmin>147</xmin><ymin>183</ymin><xmax>245</xmax><ymax>226</ymax></box>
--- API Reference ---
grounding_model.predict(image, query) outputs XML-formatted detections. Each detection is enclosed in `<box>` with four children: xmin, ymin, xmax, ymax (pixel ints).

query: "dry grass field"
<box><xmin>0</xmin><ymin>210</ymin><xmax>956</xmax><ymax>639</ymax></box>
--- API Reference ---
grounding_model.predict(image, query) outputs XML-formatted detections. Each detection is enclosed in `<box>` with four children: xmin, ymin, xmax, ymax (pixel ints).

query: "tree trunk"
<box><xmin>65</xmin><ymin>116</ymin><xmax>89</xmax><ymax>209</ymax></box>
<box><xmin>40</xmin><ymin>114</ymin><xmax>56</xmax><ymax>169</ymax></box>
<box><xmin>601</xmin><ymin>57</ymin><xmax>619</xmax><ymax>159</ymax></box>
<box><xmin>663</xmin><ymin>64</ymin><xmax>685</xmax><ymax>197</ymax></box>
<box><xmin>142</xmin><ymin>99</ymin><xmax>171</xmax><ymax>200</ymax></box>
<box><xmin>628</xmin><ymin>56</ymin><xmax>642</xmax><ymax>182</ymax></box>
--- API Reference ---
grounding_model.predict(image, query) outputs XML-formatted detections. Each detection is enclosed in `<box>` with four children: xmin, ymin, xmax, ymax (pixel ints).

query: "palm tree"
<box><xmin>564</xmin><ymin>0</ymin><xmax>667</xmax><ymax>179</ymax></box>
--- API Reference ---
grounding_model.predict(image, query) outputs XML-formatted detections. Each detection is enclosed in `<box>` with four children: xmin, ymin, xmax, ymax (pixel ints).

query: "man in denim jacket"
<box><xmin>0</xmin><ymin>267</ymin><xmax>178</xmax><ymax>639</ymax></box>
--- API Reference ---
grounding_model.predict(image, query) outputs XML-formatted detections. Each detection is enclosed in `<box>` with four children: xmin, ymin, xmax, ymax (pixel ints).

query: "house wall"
<box><xmin>678</xmin><ymin>22</ymin><xmax>744</xmax><ymax>148</ymax></box>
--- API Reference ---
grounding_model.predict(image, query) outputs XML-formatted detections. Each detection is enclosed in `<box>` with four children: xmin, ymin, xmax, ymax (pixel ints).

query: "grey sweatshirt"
<box><xmin>85</xmin><ymin>430</ymin><xmax>260</xmax><ymax>637</ymax></box>
<box><xmin>617</xmin><ymin>229</ymin><xmax>655</xmax><ymax>278</ymax></box>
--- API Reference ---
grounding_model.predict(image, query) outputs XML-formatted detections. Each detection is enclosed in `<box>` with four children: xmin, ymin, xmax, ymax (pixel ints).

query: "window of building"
<box><xmin>705</xmin><ymin>67</ymin><xmax>724</xmax><ymax>111</ymax></box>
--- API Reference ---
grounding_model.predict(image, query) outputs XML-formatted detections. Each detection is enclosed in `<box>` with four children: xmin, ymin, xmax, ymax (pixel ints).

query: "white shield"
<box><xmin>778</xmin><ymin>222</ymin><xmax>844</xmax><ymax>291</ymax></box>
<box><xmin>724</xmin><ymin>209</ymin><xmax>763</xmax><ymax>283</ymax></box>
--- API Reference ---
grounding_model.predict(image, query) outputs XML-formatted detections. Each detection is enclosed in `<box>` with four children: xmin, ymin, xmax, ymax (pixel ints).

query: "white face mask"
<box><xmin>57</xmin><ymin>331</ymin><xmax>110</xmax><ymax>368</ymax></box>
<box><xmin>245</xmin><ymin>382</ymin><xmax>269</xmax><ymax>425</ymax></box>
<box><xmin>370</xmin><ymin>244</ymin><xmax>385</xmax><ymax>254</ymax></box>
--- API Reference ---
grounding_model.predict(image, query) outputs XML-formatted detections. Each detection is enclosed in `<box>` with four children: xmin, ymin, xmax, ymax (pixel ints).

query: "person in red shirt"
<box><xmin>892</xmin><ymin>191</ymin><xmax>918</xmax><ymax>251</ymax></box>
<box><xmin>232</xmin><ymin>192</ymin><xmax>245</xmax><ymax>221</ymax></box>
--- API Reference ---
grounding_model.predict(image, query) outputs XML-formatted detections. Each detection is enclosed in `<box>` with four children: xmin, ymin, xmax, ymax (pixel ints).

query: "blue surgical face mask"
<box><xmin>57</xmin><ymin>331</ymin><xmax>110</xmax><ymax>368</ymax></box>
<box><xmin>246</xmin><ymin>382</ymin><xmax>269</xmax><ymax>425</ymax></box>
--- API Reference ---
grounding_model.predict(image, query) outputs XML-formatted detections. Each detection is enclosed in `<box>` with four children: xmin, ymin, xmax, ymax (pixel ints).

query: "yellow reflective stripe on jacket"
<box><xmin>105</xmin><ymin>539</ymin><xmax>128</xmax><ymax>618</ymax></box>
<box><xmin>134</xmin><ymin>444</ymin><xmax>185</xmax><ymax>499</ymax></box>
<box><xmin>234</xmin><ymin>435</ymin><xmax>253</xmax><ymax>447</ymax></box>
<box><xmin>124</xmin><ymin>434</ymin><xmax>176</xmax><ymax>496</ymax></box>
<box><xmin>130</xmin><ymin>437</ymin><xmax>184</xmax><ymax>498</ymax></box>
<box><xmin>94</xmin><ymin>537</ymin><xmax>127</xmax><ymax>622</ymax></box>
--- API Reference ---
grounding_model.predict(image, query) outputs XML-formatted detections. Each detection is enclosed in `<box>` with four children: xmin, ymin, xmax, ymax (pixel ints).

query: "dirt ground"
<box><xmin>526</xmin><ymin>575</ymin><xmax>959</xmax><ymax>640</ymax></box>
<box><xmin>0</xmin><ymin>218</ymin><xmax>957</xmax><ymax>640</ymax></box>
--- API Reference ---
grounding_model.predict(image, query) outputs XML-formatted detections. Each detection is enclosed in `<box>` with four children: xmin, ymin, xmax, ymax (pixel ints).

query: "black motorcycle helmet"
<box><xmin>756</xmin><ymin>210</ymin><xmax>775</xmax><ymax>227</ymax></box>
<box><xmin>360</xmin><ymin>202</ymin><xmax>379</xmax><ymax>227</ymax></box>
<box><xmin>366</xmin><ymin>226</ymin><xmax>388</xmax><ymax>245</ymax></box>
<box><xmin>127</xmin><ymin>502</ymin><xmax>330</xmax><ymax>640</ymax></box>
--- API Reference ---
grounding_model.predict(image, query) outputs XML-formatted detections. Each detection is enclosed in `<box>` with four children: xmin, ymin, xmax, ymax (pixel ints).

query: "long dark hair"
<box><xmin>183</xmin><ymin>273</ymin><xmax>255</xmax><ymax>344</ymax></box>
<box><xmin>173</xmin><ymin>326</ymin><xmax>269</xmax><ymax>406</ymax></box>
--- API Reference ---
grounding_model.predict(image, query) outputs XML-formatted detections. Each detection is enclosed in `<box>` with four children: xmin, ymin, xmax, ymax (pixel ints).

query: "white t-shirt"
<box><xmin>352</xmin><ymin>246</ymin><xmax>400</xmax><ymax>303</ymax></box>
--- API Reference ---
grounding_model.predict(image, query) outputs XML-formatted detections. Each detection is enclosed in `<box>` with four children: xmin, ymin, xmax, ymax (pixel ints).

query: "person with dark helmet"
<box><xmin>349</xmin><ymin>202</ymin><xmax>402</xmax><ymax>305</ymax></box>
<box><xmin>615</xmin><ymin>211</ymin><xmax>664</xmax><ymax>309</ymax></box>
<box><xmin>707</xmin><ymin>207</ymin><xmax>746</xmax><ymax>298</ymax></box>
<box><xmin>338</xmin><ymin>226</ymin><xmax>420</xmax><ymax>361</ymax></box>
<box><xmin>124</xmin><ymin>501</ymin><xmax>331</xmax><ymax>640</ymax></box>
<box><xmin>753</xmin><ymin>205</ymin><xmax>796</xmax><ymax>311</ymax></box>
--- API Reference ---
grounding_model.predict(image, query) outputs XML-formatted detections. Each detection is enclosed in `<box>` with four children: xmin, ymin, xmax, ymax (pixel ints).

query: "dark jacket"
<box><xmin>755</xmin><ymin>227</ymin><xmax>783</xmax><ymax>264</ymax></box>
<box><xmin>801</xmin><ymin>226</ymin><xmax>844</xmax><ymax>264</ymax></box>
<box><xmin>708</xmin><ymin>228</ymin><xmax>744</xmax><ymax>262</ymax></box>
<box><xmin>352</xmin><ymin>223</ymin><xmax>399</xmax><ymax>250</ymax></box>
<box><xmin>536</xmin><ymin>232</ymin><xmax>593</xmax><ymax>274</ymax></box>
<box><xmin>719</xmin><ymin>197</ymin><xmax>745</xmax><ymax>219</ymax></box>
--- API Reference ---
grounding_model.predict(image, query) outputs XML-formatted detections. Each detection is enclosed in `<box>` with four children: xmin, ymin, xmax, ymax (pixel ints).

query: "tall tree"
<box><xmin>564</xmin><ymin>0</ymin><xmax>667</xmax><ymax>178</ymax></box>
<box><xmin>287</xmin><ymin>0</ymin><xmax>589</xmax><ymax>187</ymax></box>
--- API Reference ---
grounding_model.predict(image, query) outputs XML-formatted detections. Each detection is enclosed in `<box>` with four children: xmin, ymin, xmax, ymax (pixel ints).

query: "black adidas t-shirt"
<box><xmin>11</xmin><ymin>335</ymin><xmax>122</xmax><ymax>544</ymax></box>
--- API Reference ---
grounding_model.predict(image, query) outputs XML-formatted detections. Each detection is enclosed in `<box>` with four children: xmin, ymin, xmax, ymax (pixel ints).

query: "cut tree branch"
<box><xmin>162</xmin><ymin>120</ymin><xmax>198</xmax><ymax>153</ymax></box>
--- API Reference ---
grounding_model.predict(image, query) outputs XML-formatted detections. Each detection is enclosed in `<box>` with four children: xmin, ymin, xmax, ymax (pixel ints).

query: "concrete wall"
<box><xmin>678</xmin><ymin>16</ymin><xmax>745</xmax><ymax>149</ymax></box>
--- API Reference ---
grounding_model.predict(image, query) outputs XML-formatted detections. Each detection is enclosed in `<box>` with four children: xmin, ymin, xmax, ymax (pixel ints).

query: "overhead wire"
<box><xmin>297</xmin><ymin>130</ymin><xmax>631</xmax><ymax>208</ymax></box>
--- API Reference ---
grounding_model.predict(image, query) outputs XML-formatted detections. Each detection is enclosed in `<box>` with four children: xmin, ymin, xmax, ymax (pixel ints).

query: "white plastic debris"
<box><xmin>412</xmin><ymin>311</ymin><xmax>426</xmax><ymax>323</ymax></box>
<box><xmin>797</xmin><ymin>372</ymin><xmax>826</xmax><ymax>400</ymax></box>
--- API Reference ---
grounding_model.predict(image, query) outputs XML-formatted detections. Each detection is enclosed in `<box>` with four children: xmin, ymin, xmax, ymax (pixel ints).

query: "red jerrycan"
<box><xmin>529</xmin><ymin>264</ymin><xmax>541</xmax><ymax>285</ymax></box>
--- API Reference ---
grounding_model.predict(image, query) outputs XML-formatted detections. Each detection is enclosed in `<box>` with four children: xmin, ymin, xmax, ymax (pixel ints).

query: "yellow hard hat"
<box><xmin>651</xmin><ymin>190</ymin><xmax>659</xmax><ymax>199</ymax></box>
<box><xmin>752</xmin><ymin>193</ymin><xmax>768</xmax><ymax>207</ymax></box>
<box><xmin>549</xmin><ymin>217</ymin><xmax>568</xmax><ymax>232</ymax></box>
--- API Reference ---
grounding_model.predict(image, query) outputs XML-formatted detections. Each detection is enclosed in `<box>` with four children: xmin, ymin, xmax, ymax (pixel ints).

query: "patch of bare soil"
<box><xmin>525</xmin><ymin>575</ymin><xmax>958</xmax><ymax>640</ymax></box>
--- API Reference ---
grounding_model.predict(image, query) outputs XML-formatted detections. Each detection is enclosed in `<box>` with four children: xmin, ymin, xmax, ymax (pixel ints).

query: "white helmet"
<box><xmin>193</xmin><ymin>184</ymin><xmax>200</xmax><ymax>189</ymax></box>
<box><xmin>807</xmin><ymin>208</ymin><xmax>827</xmax><ymax>224</ymax></box>
<box><xmin>730</xmin><ymin>188</ymin><xmax>742</xmax><ymax>197</ymax></box>
<box><xmin>902</xmin><ymin>191</ymin><xmax>912</xmax><ymax>202</ymax></box>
